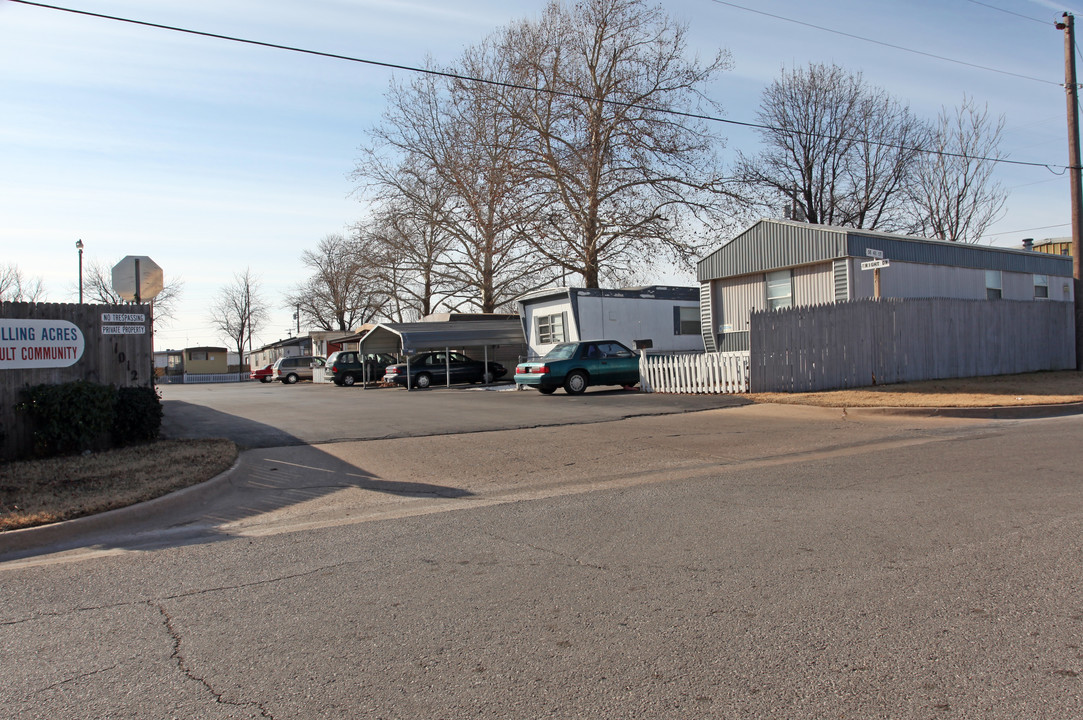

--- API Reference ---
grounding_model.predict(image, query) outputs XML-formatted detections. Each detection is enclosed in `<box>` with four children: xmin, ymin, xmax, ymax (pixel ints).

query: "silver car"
<box><xmin>271</xmin><ymin>355</ymin><xmax>326</xmax><ymax>384</ymax></box>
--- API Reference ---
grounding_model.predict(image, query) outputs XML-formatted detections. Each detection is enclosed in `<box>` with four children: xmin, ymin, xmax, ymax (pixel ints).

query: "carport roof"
<box><xmin>357</xmin><ymin>320</ymin><xmax>526</xmax><ymax>354</ymax></box>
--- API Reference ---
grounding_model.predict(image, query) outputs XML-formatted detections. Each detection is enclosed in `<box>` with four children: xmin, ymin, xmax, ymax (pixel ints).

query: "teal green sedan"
<box><xmin>515</xmin><ymin>340</ymin><xmax>641</xmax><ymax>395</ymax></box>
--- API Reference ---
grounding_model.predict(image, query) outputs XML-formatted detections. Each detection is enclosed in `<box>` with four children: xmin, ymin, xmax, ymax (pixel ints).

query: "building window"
<box><xmin>674</xmin><ymin>306</ymin><xmax>700</xmax><ymax>335</ymax></box>
<box><xmin>766</xmin><ymin>270</ymin><xmax>793</xmax><ymax>310</ymax></box>
<box><xmin>985</xmin><ymin>270</ymin><xmax>1002</xmax><ymax>300</ymax></box>
<box><xmin>536</xmin><ymin>313</ymin><xmax>566</xmax><ymax>344</ymax></box>
<box><xmin>189</xmin><ymin>351</ymin><xmax>208</xmax><ymax>361</ymax></box>
<box><xmin>1034</xmin><ymin>274</ymin><xmax>1049</xmax><ymax>299</ymax></box>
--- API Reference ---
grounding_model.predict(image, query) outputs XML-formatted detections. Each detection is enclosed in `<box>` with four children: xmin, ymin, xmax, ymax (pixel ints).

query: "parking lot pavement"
<box><xmin>159</xmin><ymin>381</ymin><xmax>751</xmax><ymax>447</ymax></box>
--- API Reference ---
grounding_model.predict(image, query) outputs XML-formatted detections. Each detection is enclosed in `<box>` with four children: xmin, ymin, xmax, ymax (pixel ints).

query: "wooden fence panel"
<box><xmin>1</xmin><ymin>302</ymin><xmax>153</xmax><ymax>459</ymax></box>
<box><xmin>749</xmin><ymin>298</ymin><xmax>1076</xmax><ymax>393</ymax></box>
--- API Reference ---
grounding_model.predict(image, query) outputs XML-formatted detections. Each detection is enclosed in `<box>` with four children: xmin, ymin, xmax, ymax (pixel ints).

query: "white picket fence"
<box><xmin>639</xmin><ymin>351</ymin><xmax>750</xmax><ymax>394</ymax></box>
<box><xmin>157</xmin><ymin>372</ymin><xmax>245</xmax><ymax>385</ymax></box>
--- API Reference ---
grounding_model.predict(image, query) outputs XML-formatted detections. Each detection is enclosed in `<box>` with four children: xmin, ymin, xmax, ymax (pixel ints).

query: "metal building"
<box><xmin>698</xmin><ymin>219</ymin><xmax>1075</xmax><ymax>352</ymax></box>
<box><xmin>515</xmin><ymin>286</ymin><xmax>702</xmax><ymax>359</ymax></box>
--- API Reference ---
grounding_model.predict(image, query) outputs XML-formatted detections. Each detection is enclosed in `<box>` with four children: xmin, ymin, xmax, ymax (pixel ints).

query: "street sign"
<box><xmin>111</xmin><ymin>256</ymin><xmax>164</xmax><ymax>303</ymax></box>
<box><xmin>861</xmin><ymin>259</ymin><xmax>890</xmax><ymax>271</ymax></box>
<box><xmin>865</xmin><ymin>248</ymin><xmax>884</xmax><ymax>259</ymax></box>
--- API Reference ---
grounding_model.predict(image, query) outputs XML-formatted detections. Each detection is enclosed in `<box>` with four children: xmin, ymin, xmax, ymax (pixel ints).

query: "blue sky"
<box><xmin>2</xmin><ymin>0</ymin><xmax>1080</xmax><ymax>349</ymax></box>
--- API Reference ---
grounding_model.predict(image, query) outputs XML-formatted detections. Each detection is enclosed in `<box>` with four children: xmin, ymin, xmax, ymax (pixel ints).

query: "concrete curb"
<box><xmin>841</xmin><ymin>400</ymin><xmax>1083</xmax><ymax>420</ymax></box>
<box><xmin>0</xmin><ymin>454</ymin><xmax>243</xmax><ymax>557</ymax></box>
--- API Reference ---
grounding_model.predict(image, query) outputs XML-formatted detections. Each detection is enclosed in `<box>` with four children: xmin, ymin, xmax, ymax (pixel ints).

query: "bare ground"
<box><xmin>0</xmin><ymin>439</ymin><xmax>237</xmax><ymax>531</ymax></box>
<box><xmin>750</xmin><ymin>369</ymin><xmax>1083</xmax><ymax>407</ymax></box>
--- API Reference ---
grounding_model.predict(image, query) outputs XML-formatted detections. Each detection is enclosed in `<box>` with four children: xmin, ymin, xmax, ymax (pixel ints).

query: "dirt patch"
<box><xmin>0</xmin><ymin>439</ymin><xmax>237</xmax><ymax>531</ymax></box>
<box><xmin>751</xmin><ymin>370</ymin><xmax>1083</xmax><ymax>408</ymax></box>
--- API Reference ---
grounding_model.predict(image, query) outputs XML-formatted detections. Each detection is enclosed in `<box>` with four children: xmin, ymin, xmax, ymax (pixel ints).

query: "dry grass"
<box><xmin>0</xmin><ymin>439</ymin><xmax>237</xmax><ymax>532</ymax></box>
<box><xmin>751</xmin><ymin>370</ymin><xmax>1083</xmax><ymax>408</ymax></box>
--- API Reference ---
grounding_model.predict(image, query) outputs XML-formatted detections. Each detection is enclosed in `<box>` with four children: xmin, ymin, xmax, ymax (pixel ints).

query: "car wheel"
<box><xmin>286</xmin><ymin>373</ymin><xmax>299</xmax><ymax>384</ymax></box>
<box><xmin>342</xmin><ymin>374</ymin><xmax>356</xmax><ymax>387</ymax></box>
<box><xmin>482</xmin><ymin>371</ymin><xmax>495</xmax><ymax>384</ymax></box>
<box><xmin>538</xmin><ymin>387</ymin><xmax>556</xmax><ymax>395</ymax></box>
<box><xmin>415</xmin><ymin>373</ymin><xmax>432</xmax><ymax>389</ymax></box>
<box><xmin>260</xmin><ymin>377</ymin><xmax>272</xmax><ymax>383</ymax></box>
<box><xmin>563</xmin><ymin>371</ymin><xmax>588</xmax><ymax>395</ymax></box>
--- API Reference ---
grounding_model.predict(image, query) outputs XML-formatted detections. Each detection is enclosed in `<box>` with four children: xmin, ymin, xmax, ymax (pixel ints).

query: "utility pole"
<box><xmin>1056</xmin><ymin>12</ymin><xmax>1083</xmax><ymax>369</ymax></box>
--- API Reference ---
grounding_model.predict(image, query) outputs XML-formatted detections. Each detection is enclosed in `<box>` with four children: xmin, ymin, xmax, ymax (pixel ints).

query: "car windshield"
<box><xmin>543</xmin><ymin>343</ymin><xmax>578</xmax><ymax>361</ymax></box>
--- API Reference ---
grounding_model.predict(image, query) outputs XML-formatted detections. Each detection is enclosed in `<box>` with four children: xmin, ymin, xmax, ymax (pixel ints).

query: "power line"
<box><xmin>8</xmin><ymin>0</ymin><xmax>1071</xmax><ymax>172</ymax></box>
<box><xmin>983</xmin><ymin>222</ymin><xmax>1069</xmax><ymax>236</ymax></box>
<box><xmin>707</xmin><ymin>0</ymin><xmax>1060</xmax><ymax>86</ymax></box>
<box><xmin>963</xmin><ymin>0</ymin><xmax>1050</xmax><ymax>26</ymax></box>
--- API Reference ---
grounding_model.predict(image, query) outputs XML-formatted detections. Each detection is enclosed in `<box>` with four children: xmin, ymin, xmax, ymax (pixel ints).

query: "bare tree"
<box><xmin>79</xmin><ymin>259</ymin><xmax>184</xmax><ymax>330</ymax></box>
<box><xmin>285</xmin><ymin>234</ymin><xmax>384</xmax><ymax>332</ymax></box>
<box><xmin>908</xmin><ymin>97</ymin><xmax>1007</xmax><ymax>243</ymax></box>
<box><xmin>0</xmin><ymin>264</ymin><xmax>46</xmax><ymax>302</ymax></box>
<box><xmin>209</xmin><ymin>268</ymin><xmax>268</xmax><ymax>366</ymax></box>
<box><xmin>355</xmin><ymin>41</ymin><xmax>548</xmax><ymax>313</ymax></box>
<box><xmin>505</xmin><ymin>0</ymin><xmax>734</xmax><ymax>287</ymax></box>
<box><xmin>361</xmin><ymin>176</ymin><xmax>460</xmax><ymax>321</ymax></box>
<box><xmin>737</xmin><ymin>63</ymin><xmax>929</xmax><ymax>231</ymax></box>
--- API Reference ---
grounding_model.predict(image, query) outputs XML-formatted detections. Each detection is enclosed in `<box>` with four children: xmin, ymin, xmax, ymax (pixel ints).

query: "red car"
<box><xmin>250</xmin><ymin>364</ymin><xmax>274</xmax><ymax>383</ymax></box>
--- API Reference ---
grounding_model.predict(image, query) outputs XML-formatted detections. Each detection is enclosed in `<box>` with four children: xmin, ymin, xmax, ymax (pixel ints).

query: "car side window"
<box><xmin>584</xmin><ymin>344</ymin><xmax>601</xmax><ymax>359</ymax></box>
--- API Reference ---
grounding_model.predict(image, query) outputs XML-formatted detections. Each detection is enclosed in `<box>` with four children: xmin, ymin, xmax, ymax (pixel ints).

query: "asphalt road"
<box><xmin>158</xmin><ymin>380</ymin><xmax>750</xmax><ymax>447</ymax></box>
<box><xmin>3</xmin><ymin>391</ymin><xmax>1082</xmax><ymax>719</ymax></box>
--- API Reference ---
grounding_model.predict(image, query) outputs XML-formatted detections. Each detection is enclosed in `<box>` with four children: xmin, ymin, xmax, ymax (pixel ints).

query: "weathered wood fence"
<box><xmin>639</xmin><ymin>351</ymin><xmax>750</xmax><ymax>394</ymax></box>
<box><xmin>1</xmin><ymin>302</ymin><xmax>152</xmax><ymax>460</ymax></box>
<box><xmin>749</xmin><ymin>298</ymin><xmax>1076</xmax><ymax>393</ymax></box>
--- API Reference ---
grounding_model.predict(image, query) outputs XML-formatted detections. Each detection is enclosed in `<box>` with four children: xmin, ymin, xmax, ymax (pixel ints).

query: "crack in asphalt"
<box><xmin>151</xmin><ymin>601</ymin><xmax>275</xmax><ymax>719</ymax></box>
<box><xmin>1</xmin><ymin>563</ymin><xmax>349</xmax><ymax>627</ymax></box>
<box><xmin>485</xmin><ymin>532</ymin><xmax>609</xmax><ymax>571</ymax></box>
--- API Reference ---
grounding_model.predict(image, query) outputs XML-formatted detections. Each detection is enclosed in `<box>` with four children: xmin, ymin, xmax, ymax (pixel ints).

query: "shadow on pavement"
<box><xmin>0</xmin><ymin>405</ymin><xmax>473</xmax><ymax>563</ymax></box>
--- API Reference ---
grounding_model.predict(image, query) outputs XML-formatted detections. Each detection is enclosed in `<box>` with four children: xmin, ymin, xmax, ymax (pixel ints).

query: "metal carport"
<box><xmin>356</xmin><ymin>320</ymin><xmax>527</xmax><ymax>390</ymax></box>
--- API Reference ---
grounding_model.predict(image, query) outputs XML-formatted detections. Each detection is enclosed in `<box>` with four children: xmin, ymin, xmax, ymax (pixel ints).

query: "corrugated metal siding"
<box><xmin>699</xmin><ymin>283</ymin><xmax>716</xmax><ymax>352</ymax></box>
<box><xmin>847</xmin><ymin>232</ymin><xmax>1071</xmax><ymax>276</ymax></box>
<box><xmin>793</xmin><ymin>263</ymin><xmax>834</xmax><ymax>305</ymax></box>
<box><xmin>698</xmin><ymin>221</ymin><xmax>849</xmax><ymax>281</ymax></box>
<box><xmin>856</xmin><ymin>262</ymin><xmax>985</xmax><ymax>300</ymax></box>
<box><xmin>833</xmin><ymin>259</ymin><xmax>849</xmax><ymax>301</ymax></box>
<box><xmin>698</xmin><ymin>219</ymin><xmax>1073</xmax><ymax>282</ymax></box>
<box><xmin>720</xmin><ymin>275</ymin><xmax>766</xmax><ymax>333</ymax></box>
<box><xmin>718</xmin><ymin>332</ymin><xmax>750</xmax><ymax>352</ymax></box>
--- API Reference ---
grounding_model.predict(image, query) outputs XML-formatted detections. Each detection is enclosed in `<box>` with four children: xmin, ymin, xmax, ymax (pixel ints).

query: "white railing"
<box><xmin>181</xmin><ymin>373</ymin><xmax>246</xmax><ymax>384</ymax></box>
<box><xmin>639</xmin><ymin>351</ymin><xmax>750</xmax><ymax>394</ymax></box>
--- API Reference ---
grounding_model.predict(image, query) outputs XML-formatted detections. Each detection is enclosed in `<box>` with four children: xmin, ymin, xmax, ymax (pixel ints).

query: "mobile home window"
<box><xmin>1034</xmin><ymin>274</ymin><xmax>1049</xmax><ymax>299</ymax></box>
<box><xmin>673</xmin><ymin>306</ymin><xmax>700</xmax><ymax>335</ymax></box>
<box><xmin>985</xmin><ymin>270</ymin><xmax>1002</xmax><ymax>300</ymax></box>
<box><xmin>536</xmin><ymin>313</ymin><xmax>566</xmax><ymax>344</ymax></box>
<box><xmin>766</xmin><ymin>270</ymin><xmax>793</xmax><ymax>310</ymax></box>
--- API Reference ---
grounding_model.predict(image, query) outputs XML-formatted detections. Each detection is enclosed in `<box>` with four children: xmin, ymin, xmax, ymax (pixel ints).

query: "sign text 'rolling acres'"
<box><xmin>0</xmin><ymin>319</ymin><xmax>85</xmax><ymax>369</ymax></box>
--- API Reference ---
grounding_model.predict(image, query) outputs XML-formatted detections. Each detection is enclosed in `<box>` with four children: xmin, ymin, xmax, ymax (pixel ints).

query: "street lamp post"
<box><xmin>76</xmin><ymin>239</ymin><xmax>84</xmax><ymax>303</ymax></box>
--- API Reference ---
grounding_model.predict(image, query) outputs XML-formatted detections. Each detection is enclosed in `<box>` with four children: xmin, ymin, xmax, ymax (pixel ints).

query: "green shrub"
<box><xmin>17</xmin><ymin>381</ymin><xmax>116</xmax><ymax>457</ymax></box>
<box><xmin>16</xmin><ymin>381</ymin><xmax>163</xmax><ymax>458</ymax></box>
<box><xmin>112</xmin><ymin>386</ymin><xmax>163</xmax><ymax>445</ymax></box>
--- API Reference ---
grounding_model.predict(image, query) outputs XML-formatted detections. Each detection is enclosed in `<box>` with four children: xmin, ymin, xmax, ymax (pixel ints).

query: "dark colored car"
<box><xmin>326</xmin><ymin>350</ymin><xmax>397</xmax><ymax>387</ymax></box>
<box><xmin>514</xmin><ymin>340</ymin><xmax>640</xmax><ymax>395</ymax></box>
<box><xmin>382</xmin><ymin>351</ymin><xmax>507</xmax><ymax>389</ymax></box>
<box><xmin>250</xmin><ymin>363</ymin><xmax>274</xmax><ymax>383</ymax></box>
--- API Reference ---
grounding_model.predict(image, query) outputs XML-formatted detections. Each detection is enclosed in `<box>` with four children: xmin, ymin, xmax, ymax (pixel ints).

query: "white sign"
<box><xmin>0</xmin><ymin>319</ymin><xmax>85</xmax><ymax>369</ymax></box>
<box><xmin>865</xmin><ymin>248</ymin><xmax>884</xmax><ymax>259</ymax></box>
<box><xmin>102</xmin><ymin>313</ymin><xmax>146</xmax><ymax>323</ymax></box>
<box><xmin>102</xmin><ymin>325</ymin><xmax>147</xmax><ymax>335</ymax></box>
<box><xmin>861</xmin><ymin>259</ymin><xmax>891</xmax><ymax>271</ymax></box>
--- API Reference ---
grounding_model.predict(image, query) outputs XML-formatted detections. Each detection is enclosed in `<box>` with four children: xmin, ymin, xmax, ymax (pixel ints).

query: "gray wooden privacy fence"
<box><xmin>639</xmin><ymin>351</ymin><xmax>750</xmax><ymax>394</ymax></box>
<box><xmin>1</xmin><ymin>301</ymin><xmax>153</xmax><ymax>459</ymax></box>
<box><xmin>749</xmin><ymin>298</ymin><xmax>1076</xmax><ymax>393</ymax></box>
